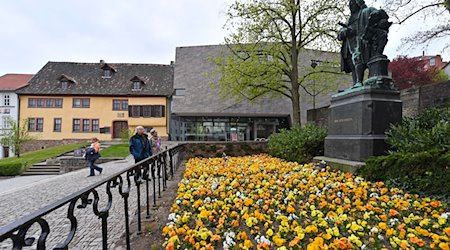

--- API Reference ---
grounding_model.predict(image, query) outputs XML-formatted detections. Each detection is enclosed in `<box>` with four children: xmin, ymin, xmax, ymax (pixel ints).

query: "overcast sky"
<box><xmin>1</xmin><ymin>0</ymin><xmax>448</xmax><ymax>76</ymax></box>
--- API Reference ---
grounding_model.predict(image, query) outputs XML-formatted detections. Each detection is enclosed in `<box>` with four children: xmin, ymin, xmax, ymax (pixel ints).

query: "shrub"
<box><xmin>120</xmin><ymin>129</ymin><xmax>133</xmax><ymax>143</ymax></box>
<box><xmin>386</xmin><ymin>107</ymin><xmax>450</xmax><ymax>153</ymax></box>
<box><xmin>0</xmin><ymin>162</ymin><xmax>24</xmax><ymax>176</ymax></box>
<box><xmin>359</xmin><ymin>150</ymin><xmax>450</xmax><ymax>201</ymax></box>
<box><xmin>268</xmin><ymin>124</ymin><xmax>326</xmax><ymax>163</ymax></box>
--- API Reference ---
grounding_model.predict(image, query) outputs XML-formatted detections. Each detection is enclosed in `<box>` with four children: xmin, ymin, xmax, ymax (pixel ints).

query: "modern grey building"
<box><xmin>170</xmin><ymin>44</ymin><xmax>350</xmax><ymax>141</ymax></box>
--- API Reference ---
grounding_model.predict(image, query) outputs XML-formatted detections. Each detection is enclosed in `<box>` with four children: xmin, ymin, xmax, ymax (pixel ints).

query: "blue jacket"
<box><xmin>129</xmin><ymin>134</ymin><xmax>152</xmax><ymax>161</ymax></box>
<box><xmin>84</xmin><ymin>147</ymin><xmax>100</xmax><ymax>161</ymax></box>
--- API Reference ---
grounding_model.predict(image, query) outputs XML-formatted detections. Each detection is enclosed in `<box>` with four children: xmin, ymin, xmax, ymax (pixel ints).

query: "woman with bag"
<box><xmin>85</xmin><ymin>137</ymin><xmax>102</xmax><ymax>177</ymax></box>
<box><xmin>149</xmin><ymin>128</ymin><xmax>161</xmax><ymax>154</ymax></box>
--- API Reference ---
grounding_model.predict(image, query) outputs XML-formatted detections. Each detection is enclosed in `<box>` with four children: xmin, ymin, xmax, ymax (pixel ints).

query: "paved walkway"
<box><xmin>0</xmin><ymin>175</ymin><xmax>54</xmax><ymax>195</ymax></box>
<box><xmin>0</xmin><ymin>155</ymin><xmax>174</xmax><ymax>249</ymax></box>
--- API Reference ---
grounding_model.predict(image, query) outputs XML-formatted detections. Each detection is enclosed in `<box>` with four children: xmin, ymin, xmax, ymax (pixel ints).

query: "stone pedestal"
<box><xmin>367</xmin><ymin>55</ymin><xmax>390</xmax><ymax>77</ymax></box>
<box><xmin>324</xmin><ymin>88</ymin><xmax>402</xmax><ymax>162</ymax></box>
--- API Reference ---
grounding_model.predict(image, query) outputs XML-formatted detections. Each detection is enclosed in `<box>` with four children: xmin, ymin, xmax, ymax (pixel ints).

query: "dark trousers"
<box><xmin>88</xmin><ymin>159</ymin><xmax>102</xmax><ymax>176</ymax></box>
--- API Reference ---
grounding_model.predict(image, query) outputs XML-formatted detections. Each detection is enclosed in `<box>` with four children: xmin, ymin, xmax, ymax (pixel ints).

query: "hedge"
<box><xmin>358</xmin><ymin>150</ymin><xmax>450</xmax><ymax>200</ymax></box>
<box><xmin>0</xmin><ymin>162</ymin><xmax>24</xmax><ymax>176</ymax></box>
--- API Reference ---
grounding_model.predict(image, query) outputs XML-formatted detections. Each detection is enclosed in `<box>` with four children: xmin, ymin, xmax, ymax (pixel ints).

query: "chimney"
<box><xmin>100</xmin><ymin>59</ymin><xmax>105</xmax><ymax>64</ymax></box>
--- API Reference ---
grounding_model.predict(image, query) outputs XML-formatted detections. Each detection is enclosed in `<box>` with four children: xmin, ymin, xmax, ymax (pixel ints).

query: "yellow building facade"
<box><xmin>19</xmin><ymin>95</ymin><xmax>169</xmax><ymax>141</ymax></box>
<box><xmin>17</xmin><ymin>61</ymin><xmax>173</xmax><ymax>145</ymax></box>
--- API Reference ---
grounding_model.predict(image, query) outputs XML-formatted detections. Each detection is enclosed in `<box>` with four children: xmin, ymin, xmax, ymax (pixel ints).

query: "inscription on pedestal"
<box><xmin>334</xmin><ymin>118</ymin><xmax>353</xmax><ymax>123</ymax></box>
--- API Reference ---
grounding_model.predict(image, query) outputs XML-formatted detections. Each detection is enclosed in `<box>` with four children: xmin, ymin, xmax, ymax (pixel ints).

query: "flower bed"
<box><xmin>162</xmin><ymin>155</ymin><xmax>450</xmax><ymax>249</ymax></box>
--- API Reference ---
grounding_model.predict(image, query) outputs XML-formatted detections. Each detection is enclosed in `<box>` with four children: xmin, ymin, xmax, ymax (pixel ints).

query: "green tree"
<box><xmin>120</xmin><ymin>128</ymin><xmax>133</xmax><ymax>143</ymax></box>
<box><xmin>213</xmin><ymin>0</ymin><xmax>347</xmax><ymax>126</ymax></box>
<box><xmin>0</xmin><ymin>118</ymin><xmax>36</xmax><ymax>157</ymax></box>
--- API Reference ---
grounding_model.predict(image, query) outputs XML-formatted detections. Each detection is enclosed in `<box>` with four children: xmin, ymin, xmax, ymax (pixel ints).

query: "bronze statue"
<box><xmin>338</xmin><ymin>0</ymin><xmax>392</xmax><ymax>87</ymax></box>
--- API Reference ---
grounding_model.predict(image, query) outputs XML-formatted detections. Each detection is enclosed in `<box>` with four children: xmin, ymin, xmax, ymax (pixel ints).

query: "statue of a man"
<box><xmin>338</xmin><ymin>0</ymin><xmax>391</xmax><ymax>86</ymax></box>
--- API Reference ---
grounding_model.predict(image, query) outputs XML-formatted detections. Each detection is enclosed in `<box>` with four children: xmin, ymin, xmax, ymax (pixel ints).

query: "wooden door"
<box><xmin>113</xmin><ymin>121</ymin><xmax>128</xmax><ymax>138</ymax></box>
<box><xmin>3</xmin><ymin>147</ymin><xmax>9</xmax><ymax>158</ymax></box>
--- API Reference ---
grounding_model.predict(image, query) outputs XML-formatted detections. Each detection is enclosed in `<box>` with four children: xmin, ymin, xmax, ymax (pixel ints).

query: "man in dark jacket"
<box><xmin>129</xmin><ymin>126</ymin><xmax>152</xmax><ymax>163</ymax></box>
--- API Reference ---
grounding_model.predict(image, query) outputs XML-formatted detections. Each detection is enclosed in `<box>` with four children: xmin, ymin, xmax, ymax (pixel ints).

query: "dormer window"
<box><xmin>101</xmin><ymin>63</ymin><xmax>116</xmax><ymax>78</ymax></box>
<box><xmin>61</xmin><ymin>81</ymin><xmax>68</xmax><ymax>90</ymax></box>
<box><xmin>133</xmin><ymin>81</ymin><xmax>141</xmax><ymax>90</ymax></box>
<box><xmin>130</xmin><ymin>76</ymin><xmax>144</xmax><ymax>91</ymax></box>
<box><xmin>430</xmin><ymin>58</ymin><xmax>436</xmax><ymax>66</ymax></box>
<box><xmin>103</xmin><ymin>69</ymin><xmax>111</xmax><ymax>78</ymax></box>
<box><xmin>57</xmin><ymin>74</ymin><xmax>76</xmax><ymax>90</ymax></box>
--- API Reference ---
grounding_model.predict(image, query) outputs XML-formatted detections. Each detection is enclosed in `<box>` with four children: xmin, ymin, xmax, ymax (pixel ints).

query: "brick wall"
<box><xmin>419</xmin><ymin>81</ymin><xmax>450</xmax><ymax>110</ymax></box>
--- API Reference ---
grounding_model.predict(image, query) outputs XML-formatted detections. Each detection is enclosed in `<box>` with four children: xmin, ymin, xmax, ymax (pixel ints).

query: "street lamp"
<box><xmin>310</xmin><ymin>60</ymin><xmax>318</xmax><ymax>109</ymax></box>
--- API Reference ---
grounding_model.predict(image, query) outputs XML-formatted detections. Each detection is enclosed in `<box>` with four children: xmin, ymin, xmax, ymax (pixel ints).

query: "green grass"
<box><xmin>100</xmin><ymin>144</ymin><xmax>130</xmax><ymax>158</ymax></box>
<box><xmin>0</xmin><ymin>142</ymin><xmax>88</xmax><ymax>167</ymax></box>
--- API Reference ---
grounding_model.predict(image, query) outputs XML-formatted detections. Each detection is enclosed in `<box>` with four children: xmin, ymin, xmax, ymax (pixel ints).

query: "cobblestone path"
<box><xmin>0</xmin><ymin>155</ymin><xmax>177</xmax><ymax>249</ymax></box>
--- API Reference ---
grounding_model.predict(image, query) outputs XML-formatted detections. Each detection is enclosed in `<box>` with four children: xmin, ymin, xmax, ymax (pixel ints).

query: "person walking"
<box><xmin>150</xmin><ymin>128</ymin><xmax>161</xmax><ymax>154</ymax></box>
<box><xmin>129</xmin><ymin>126</ymin><xmax>152</xmax><ymax>163</ymax></box>
<box><xmin>85</xmin><ymin>137</ymin><xmax>102</xmax><ymax>177</ymax></box>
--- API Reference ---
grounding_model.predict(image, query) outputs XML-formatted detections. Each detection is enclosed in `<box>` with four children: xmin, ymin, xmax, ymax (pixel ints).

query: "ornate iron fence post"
<box><xmin>0</xmin><ymin>144</ymin><xmax>185</xmax><ymax>250</ymax></box>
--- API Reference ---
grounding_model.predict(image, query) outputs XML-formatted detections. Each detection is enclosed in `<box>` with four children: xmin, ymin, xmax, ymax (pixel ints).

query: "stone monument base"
<box><xmin>324</xmin><ymin>88</ymin><xmax>402</xmax><ymax>162</ymax></box>
<box><xmin>313</xmin><ymin>156</ymin><xmax>365</xmax><ymax>173</ymax></box>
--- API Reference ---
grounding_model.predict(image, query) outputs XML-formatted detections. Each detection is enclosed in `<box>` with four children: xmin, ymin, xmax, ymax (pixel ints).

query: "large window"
<box><xmin>73</xmin><ymin>118</ymin><xmax>99</xmax><ymax>132</ymax></box>
<box><xmin>2</xmin><ymin>116</ymin><xmax>11</xmax><ymax>129</ymax></box>
<box><xmin>130</xmin><ymin>105</ymin><xmax>141</xmax><ymax>117</ymax></box>
<box><xmin>46</xmin><ymin>99</ymin><xmax>54</xmax><ymax>108</ymax></box>
<box><xmin>73</xmin><ymin>98</ymin><xmax>90</xmax><ymax>108</ymax></box>
<box><xmin>55</xmin><ymin>99</ymin><xmax>63</xmax><ymax>108</ymax></box>
<box><xmin>28</xmin><ymin>118</ymin><xmax>43</xmax><ymax>132</ymax></box>
<box><xmin>37</xmin><ymin>99</ymin><xmax>44</xmax><ymax>107</ymax></box>
<box><xmin>53</xmin><ymin>118</ymin><xmax>62</xmax><ymax>132</ymax></box>
<box><xmin>92</xmin><ymin>119</ymin><xmax>99</xmax><ymax>132</ymax></box>
<box><xmin>28</xmin><ymin>98</ymin><xmax>63</xmax><ymax>108</ymax></box>
<box><xmin>142</xmin><ymin>105</ymin><xmax>152</xmax><ymax>117</ymax></box>
<box><xmin>151</xmin><ymin>105</ymin><xmax>164</xmax><ymax>117</ymax></box>
<box><xmin>128</xmin><ymin>105</ymin><xmax>165</xmax><ymax>118</ymax></box>
<box><xmin>73</xmin><ymin>119</ymin><xmax>81</xmax><ymax>132</ymax></box>
<box><xmin>82</xmin><ymin>119</ymin><xmax>90</xmax><ymax>132</ymax></box>
<box><xmin>113</xmin><ymin>99</ymin><xmax>128</xmax><ymax>110</ymax></box>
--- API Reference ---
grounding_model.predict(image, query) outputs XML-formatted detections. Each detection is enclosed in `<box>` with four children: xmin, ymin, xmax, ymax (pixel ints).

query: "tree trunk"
<box><xmin>291</xmin><ymin>85</ymin><xmax>301</xmax><ymax>126</ymax></box>
<box><xmin>290</xmin><ymin>4</ymin><xmax>301</xmax><ymax>127</ymax></box>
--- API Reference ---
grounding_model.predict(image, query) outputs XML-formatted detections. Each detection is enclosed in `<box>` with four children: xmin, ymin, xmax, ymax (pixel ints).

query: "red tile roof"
<box><xmin>0</xmin><ymin>74</ymin><xmax>33</xmax><ymax>91</ymax></box>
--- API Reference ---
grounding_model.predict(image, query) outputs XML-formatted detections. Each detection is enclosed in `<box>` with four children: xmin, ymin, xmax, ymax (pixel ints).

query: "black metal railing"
<box><xmin>0</xmin><ymin>143</ymin><xmax>185</xmax><ymax>250</ymax></box>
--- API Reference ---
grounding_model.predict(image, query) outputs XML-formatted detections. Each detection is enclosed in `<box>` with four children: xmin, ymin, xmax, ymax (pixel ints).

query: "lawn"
<box><xmin>100</xmin><ymin>144</ymin><xmax>130</xmax><ymax>158</ymax></box>
<box><xmin>0</xmin><ymin>142</ymin><xmax>88</xmax><ymax>167</ymax></box>
<box><xmin>163</xmin><ymin>155</ymin><xmax>450</xmax><ymax>249</ymax></box>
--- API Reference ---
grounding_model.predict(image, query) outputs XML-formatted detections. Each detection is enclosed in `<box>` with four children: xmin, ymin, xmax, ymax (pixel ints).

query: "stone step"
<box><xmin>22</xmin><ymin>171</ymin><xmax>60</xmax><ymax>176</ymax></box>
<box><xmin>22</xmin><ymin>164</ymin><xmax>61</xmax><ymax>175</ymax></box>
<box><xmin>32</xmin><ymin>162</ymin><xmax>60</xmax><ymax>167</ymax></box>
<box><xmin>28</xmin><ymin>166</ymin><xmax>61</xmax><ymax>170</ymax></box>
